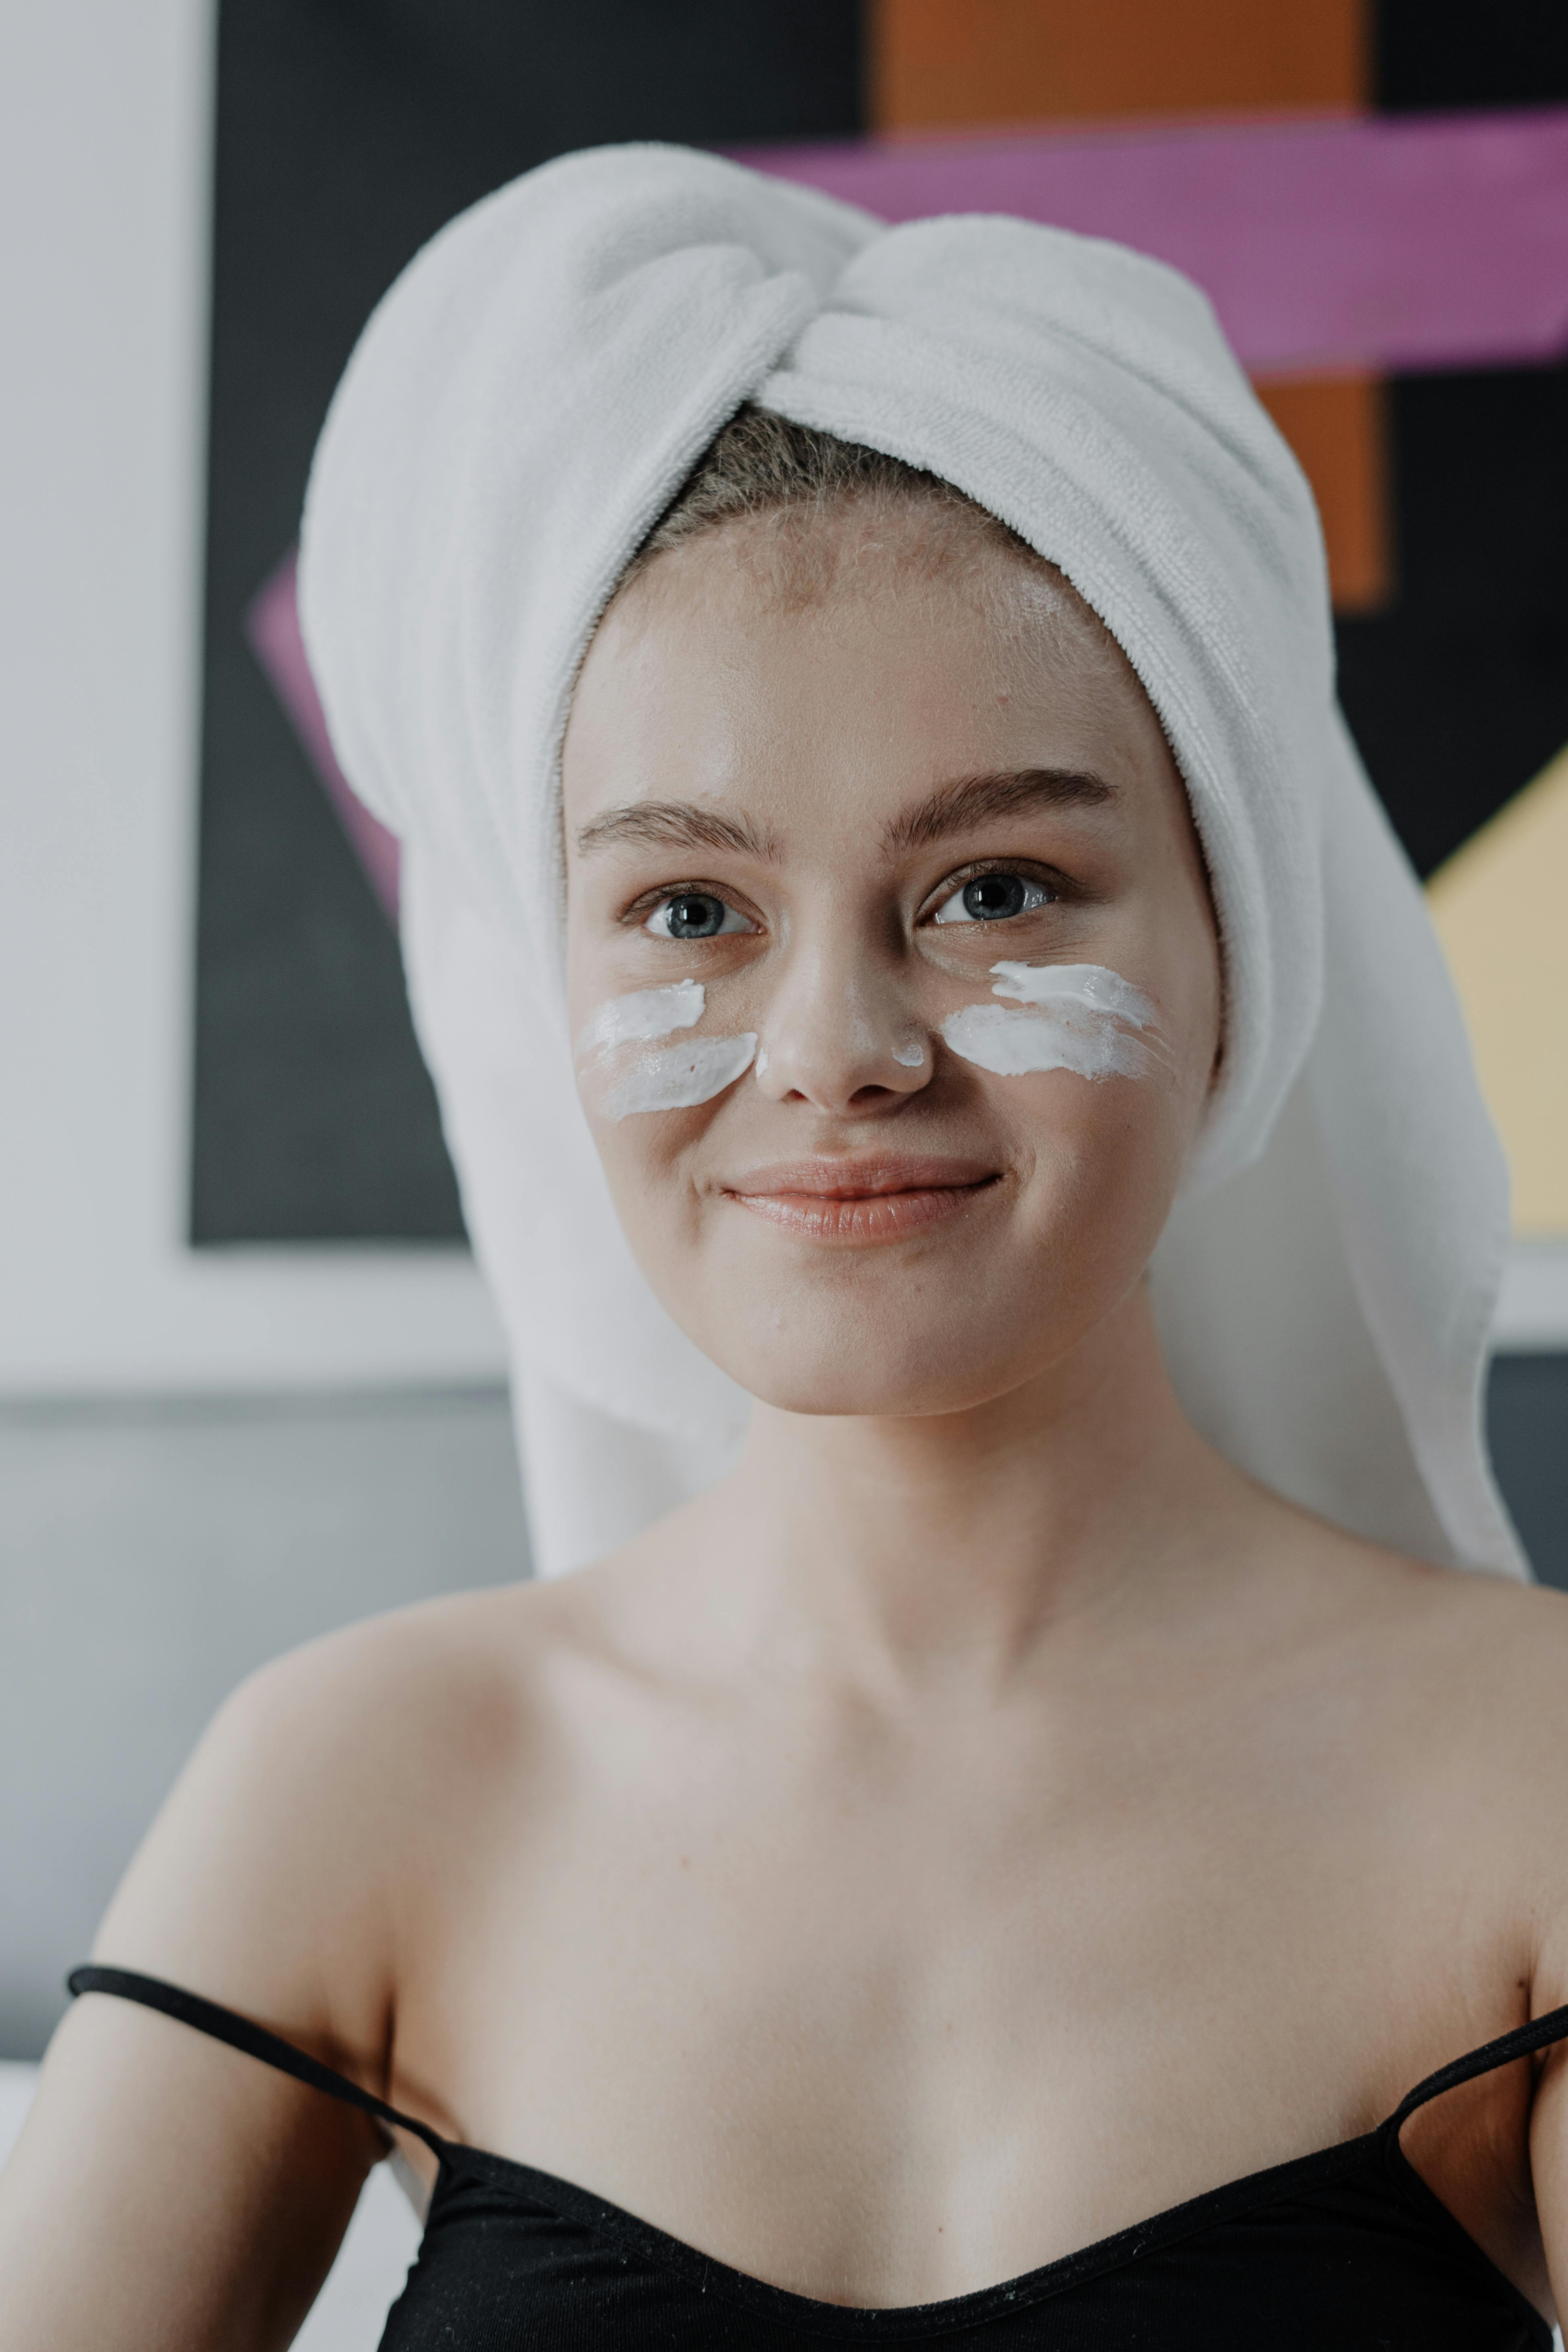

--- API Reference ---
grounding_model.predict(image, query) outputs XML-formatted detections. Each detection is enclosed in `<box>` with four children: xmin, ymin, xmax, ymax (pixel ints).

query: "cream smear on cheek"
<box><xmin>576</xmin><ymin>980</ymin><xmax>758</xmax><ymax>1121</ymax></box>
<box><xmin>942</xmin><ymin>962</ymin><xmax>1170</xmax><ymax>1081</ymax></box>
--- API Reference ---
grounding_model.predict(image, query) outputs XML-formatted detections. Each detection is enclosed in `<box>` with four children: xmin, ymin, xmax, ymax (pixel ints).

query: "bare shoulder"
<box><xmin>88</xmin><ymin>1572</ymin><xmax>610</xmax><ymax>2052</ymax></box>
<box><xmin>1390</xmin><ymin>1554</ymin><xmax>1568</xmax><ymax>1811</ymax></box>
<box><xmin>1284</xmin><ymin>1515</ymin><xmax>1568</xmax><ymax>1742</ymax></box>
<box><xmin>1250</xmin><ymin>1485</ymin><xmax>1554</xmax><ymax>1677</ymax></box>
<box><xmin>1273</xmin><ymin>1519</ymin><xmax>1568</xmax><ymax>1989</ymax></box>
<box><xmin>1395</xmin><ymin>1561</ymin><xmax>1568</xmax><ymax>1999</ymax></box>
<box><xmin>208</xmin><ymin>1568</ymin><xmax>604</xmax><ymax>1773</ymax></box>
<box><xmin>1349</xmin><ymin>1541</ymin><xmax>1568</xmax><ymax>1717</ymax></box>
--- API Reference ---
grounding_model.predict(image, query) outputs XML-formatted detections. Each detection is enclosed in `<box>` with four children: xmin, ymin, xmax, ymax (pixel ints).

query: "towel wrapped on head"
<box><xmin>300</xmin><ymin>143</ymin><xmax>1521</xmax><ymax>1581</ymax></box>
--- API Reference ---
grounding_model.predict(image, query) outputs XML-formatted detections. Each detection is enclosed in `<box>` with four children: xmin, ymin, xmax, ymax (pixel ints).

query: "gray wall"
<box><xmin>1489</xmin><ymin>1354</ymin><xmax>1568</xmax><ymax>1590</ymax></box>
<box><xmin>0</xmin><ymin>1388</ymin><xmax>527</xmax><ymax>2057</ymax></box>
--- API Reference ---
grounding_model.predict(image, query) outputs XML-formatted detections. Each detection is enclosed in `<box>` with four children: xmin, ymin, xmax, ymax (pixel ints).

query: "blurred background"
<box><xmin>3</xmin><ymin>0</ymin><xmax>1566</xmax><ymax>2139</ymax></box>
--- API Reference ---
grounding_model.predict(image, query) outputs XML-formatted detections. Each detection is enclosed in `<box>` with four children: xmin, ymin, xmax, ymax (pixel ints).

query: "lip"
<box><xmin>722</xmin><ymin>1156</ymin><xmax>1001</xmax><ymax>1246</ymax></box>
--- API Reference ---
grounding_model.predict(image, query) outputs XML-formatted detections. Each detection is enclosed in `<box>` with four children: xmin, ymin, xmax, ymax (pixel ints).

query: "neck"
<box><xmin>718</xmin><ymin>1284</ymin><xmax>1236</xmax><ymax>1683</ymax></box>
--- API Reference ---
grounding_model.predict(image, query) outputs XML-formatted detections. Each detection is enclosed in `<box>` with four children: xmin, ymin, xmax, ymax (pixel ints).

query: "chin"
<box><xmin>684</xmin><ymin>1288</ymin><xmax>1089</xmax><ymax>1421</ymax></box>
<box><xmin>614</xmin><ymin>1138</ymin><xmax>1179</xmax><ymax>1420</ymax></box>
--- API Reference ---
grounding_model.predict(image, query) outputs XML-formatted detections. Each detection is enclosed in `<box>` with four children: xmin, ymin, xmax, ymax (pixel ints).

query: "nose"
<box><xmin>753</xmin><ymin>932</ymin><xmax>931</xmax><ymax>1115</ymax></box>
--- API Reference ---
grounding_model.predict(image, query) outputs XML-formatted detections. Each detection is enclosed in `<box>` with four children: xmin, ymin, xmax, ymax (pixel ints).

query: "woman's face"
<box><xmin>562</xmin><ymin>503</ymin><xmax>1221</xmax><ymax>1419</ymax></box>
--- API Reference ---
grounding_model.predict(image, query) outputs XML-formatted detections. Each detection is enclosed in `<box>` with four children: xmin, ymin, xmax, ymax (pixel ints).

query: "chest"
<box><xmin>388</xmin><ymin>1687</ymin><xmax>1530</xmax><ymax>2305</ymax></box>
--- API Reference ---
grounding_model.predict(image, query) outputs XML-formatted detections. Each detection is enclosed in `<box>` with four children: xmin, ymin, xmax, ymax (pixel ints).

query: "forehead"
<box><xmin>561</xmin><ymin>508</ymin><xmax>1178</xmax><ymax>848</ymax></box>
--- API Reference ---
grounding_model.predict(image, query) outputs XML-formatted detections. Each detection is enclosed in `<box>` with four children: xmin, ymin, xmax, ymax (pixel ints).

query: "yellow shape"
<box><xmin>1428</xmin><ymin>744</ymin><xmax>1568</xmax><ymax>1236</ymax></box>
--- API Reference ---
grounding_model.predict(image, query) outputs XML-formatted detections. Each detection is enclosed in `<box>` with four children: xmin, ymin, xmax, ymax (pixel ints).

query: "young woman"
<box><xmin>3</xmin><ymin>146</ymin><xmax>1565</xmax><ymax>2351</ymax></box>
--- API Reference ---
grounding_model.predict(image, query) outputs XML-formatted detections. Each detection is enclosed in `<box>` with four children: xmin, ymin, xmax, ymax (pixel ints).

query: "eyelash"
<box><xmin>627</xmin><ymin>860</ymin><xmax>1069</xmax><ymax>936</ymax></box>
<box><xmin>644</xmin><ymin>894</ymin><xmax>753</xmax><ymax>940</ymax></box>
<box><xmin>631</xmin><ymin>882</ymin><xmax>760</xmax><ymax>940</ymax></box>
<box><xmin>927</xmin><ymin>865</ymin><xmax>1060</xmax><ymax>926</ymax></box>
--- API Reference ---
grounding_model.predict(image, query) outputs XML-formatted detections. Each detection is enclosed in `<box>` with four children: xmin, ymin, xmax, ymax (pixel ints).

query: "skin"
<box><xmin>566</xmin><ymin>509</ymin><xmax>1215</xmax><ymax>1422</ymax></box>
<box><xmin>3</xmin><ymin>499</ymin><xmax>1568</xmax><ymax>2347</ymax></box>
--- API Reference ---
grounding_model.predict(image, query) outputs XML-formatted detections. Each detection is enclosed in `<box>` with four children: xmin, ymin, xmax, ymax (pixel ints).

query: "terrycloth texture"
<box><xmin>301</xmin><ymin>142</ymin><xmax>1522</xmax><ymax>1580</ymax></box>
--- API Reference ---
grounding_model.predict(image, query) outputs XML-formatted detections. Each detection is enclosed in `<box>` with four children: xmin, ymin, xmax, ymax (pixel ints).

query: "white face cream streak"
<box><xmin>577</xmin><ymin>980</ymin><xmax>758</xmax><ymax>1121</ymax></box>
<box><xmin>581</xmin><ymin>962</ymin><xmax>1159</xmax><ymax>1118</ymax></box>
<box><xmin>942</xmin><ymin>962</ymin><xmax>1169</xmax><ymax>1082</ymax></box>
<box><xmin>577</xmin><ymin>977</ymin><xmax>705</xmax><ymax>1054</ymax></box>
<box><xmin>602</xmin><ymin>1033</ymin><xmax>760</xmax><ymax>1119</ymax></box>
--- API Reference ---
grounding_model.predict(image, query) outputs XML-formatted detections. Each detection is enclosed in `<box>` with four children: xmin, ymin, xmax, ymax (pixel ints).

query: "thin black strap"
<box><xmin>1391</xmin><ymin>2001</ymin><xmax>1568</xmax><ymax>2131</ymax></box>
<box><xmin>68</xmin><ymin>1966</ymin><xmax>449</xmax><ymax>2162</ymax></box>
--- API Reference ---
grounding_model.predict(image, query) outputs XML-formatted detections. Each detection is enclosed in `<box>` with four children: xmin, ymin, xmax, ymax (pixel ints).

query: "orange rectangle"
<box><xmin>869</xmin><ymin>0</ymin><xmax>1368</xmax><ymax>132</ymax></box>
<box><xmin>1254</xmin><ymin>374</ymin><xmax>1392</xmax><ymax>614</ymax></box>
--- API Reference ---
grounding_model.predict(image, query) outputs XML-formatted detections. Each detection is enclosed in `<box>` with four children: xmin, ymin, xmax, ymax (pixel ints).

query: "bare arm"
<box><xmin>1513</xmin><ymin>1601</ymin><xmax>1568</xmax><ymax>2326</ymax></box>
<box><xmin>1534</xmin><ymin>2050</ymin><xmax>1568</xmax><ymax>2334</ymax></box>
<box><xmin>0</xmin><ymin>1626</ymin><xmax>414</xmax><ymax>2350</ymax></box>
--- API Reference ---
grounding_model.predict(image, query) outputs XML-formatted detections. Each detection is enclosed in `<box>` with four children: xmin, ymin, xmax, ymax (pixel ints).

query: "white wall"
<box><xmin>0</xmin><ymin>0</ymin><xmax>505</xmax><ymax>1396</ymax></box>
<box><xmin>1498</xmin><ymin>1247</ymin><xmax>1568</xmax><ymax>1347</ymax></box>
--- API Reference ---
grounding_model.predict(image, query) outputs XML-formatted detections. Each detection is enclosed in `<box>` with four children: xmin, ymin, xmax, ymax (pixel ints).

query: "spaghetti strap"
<box><xmin>68</xmin><ymin>1965</ymin><xmax>450</xmax><ymax>2163</ymax></box>
<box><xmin>1390</xmin><ymin>1999</ymin><xmax>1568</xmax><ymax>2132</ymax></box>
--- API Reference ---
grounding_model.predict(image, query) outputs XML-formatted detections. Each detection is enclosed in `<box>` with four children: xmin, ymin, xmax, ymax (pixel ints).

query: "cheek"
<box><xmin>564</xmin><ymin>947</ymin><xmax>688</xmax><ymax>1247</ymax></box>
<box><xmin>934</xmin><ymin>955</ymin><xmax>1206</xmax><ymax>1197</ymax></box>
<box><xmin>584</xmin><ymin>1111</ymin><xmax>708</xmax><ymax>1299</ymax></box>
<box><xmin>938</xmin><ymin>965</ymin><xmax>1172</xmax><ymax>1086</ymax></box>
<box><xmin>1005</xmin><ymin>1058</ymin><xmax>1194</xmax><ymax>1258</ymax></box>
<box><xmin>1140</xmin><ymin>875</ymin><xmax>1224</xmax><ymax>1105</ymax></box>
<box><xmin>567</xmin><ymin>953</ymin><xmax>760</xmax><ymax>1125</ymax></box>
<box><xmin>566</xmin><ymin>971</ymin><xmax>731</xmax><ymax>1258</ymax></box>
<box><xmin>586</xmin><ymin>1033</ymin><xmax>759</xmax><ymax>1122</ymax></box>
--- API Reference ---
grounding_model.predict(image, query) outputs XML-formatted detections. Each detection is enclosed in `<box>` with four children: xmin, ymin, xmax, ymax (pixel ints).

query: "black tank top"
<box><xmin>69</xmin><ymin>1965</ymin><xmax>1568</xmax><ymax>2348</ymax></box>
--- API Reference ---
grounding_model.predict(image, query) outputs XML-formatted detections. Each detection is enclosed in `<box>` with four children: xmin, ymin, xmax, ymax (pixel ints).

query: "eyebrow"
<box><xmin>574</xmin><ymin>802</ymin><xmax>779</xmax><ymax>861</ymax></box>
<box><xmin>884</xmin><ymin>768</ymin><xmax>1117</xmax><ymax>855</ymax></box>
<box><xmin>574</xmin><ymin>768</ymin><xmax>1114</xmax><ymax>862</ymax></box>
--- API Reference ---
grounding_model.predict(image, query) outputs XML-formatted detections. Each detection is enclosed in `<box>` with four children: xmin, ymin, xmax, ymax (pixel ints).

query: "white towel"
<box><xmin>300</xmin><ymin>143</ymin><xmax>1522</xmax><ymax>1580</ymax></box>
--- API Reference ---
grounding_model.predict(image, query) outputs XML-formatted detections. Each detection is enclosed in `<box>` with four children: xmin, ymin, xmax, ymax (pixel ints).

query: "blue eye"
<box><xmin>932</xmin><ymin>873</ymin><xmax>1053</xmax><ymax>924</ymax></box>
<box><xmin>644</xmin><ymin>892</ymin><xmax>753</xmax><ymax>940</ymax></box>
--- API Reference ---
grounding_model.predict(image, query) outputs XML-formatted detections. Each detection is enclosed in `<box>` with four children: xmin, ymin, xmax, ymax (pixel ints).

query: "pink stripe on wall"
<box><xmin>739</xmin><ymin>107</ymin><xmax>1568</xmax><ymax>378</ymax></box>
<box><xmin>246</xmin><ymin>550</ymin><xmax>402</xmax><ymax>920</ymax></box>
